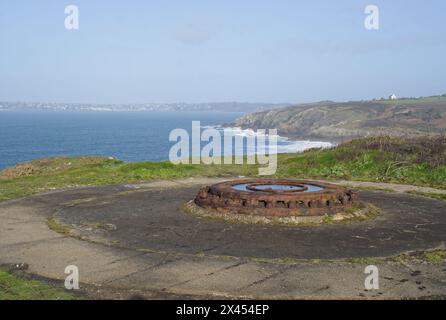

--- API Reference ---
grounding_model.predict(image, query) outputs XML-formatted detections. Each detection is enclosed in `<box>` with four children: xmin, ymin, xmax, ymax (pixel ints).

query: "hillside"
<box><xmin>229</xmin><ymin>96</ymin><xmax>446</xmax><ymax>142</ymax></box>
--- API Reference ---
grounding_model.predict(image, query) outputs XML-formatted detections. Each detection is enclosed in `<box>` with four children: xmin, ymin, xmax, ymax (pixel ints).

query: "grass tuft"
<box><xmin>47</xmin><ymin>217</ymin><xmax>72</xmax><ymax>235</ymax></box>
<box><xmin>0</xmin><ymin>269</ymin><xmax>75</xmax><ymax>300</ymax></box>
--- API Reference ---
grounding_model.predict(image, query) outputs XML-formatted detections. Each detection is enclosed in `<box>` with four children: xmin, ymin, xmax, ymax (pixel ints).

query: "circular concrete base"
<box><xmin>1</xmin><ymin>178</ymin><xmax>445</xmax><ymax>299</ymax></box>
<box><xmin>36</xmin><ymin>180</ymin><xmax>446</xmax><ymax>260</ymax></box>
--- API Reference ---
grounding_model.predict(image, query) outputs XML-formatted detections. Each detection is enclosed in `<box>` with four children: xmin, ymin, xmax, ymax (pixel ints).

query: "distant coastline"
<box><xmin>0</xmin><ymin>101</ymin><xmax>290</xmax><ymax>113</ymax></box>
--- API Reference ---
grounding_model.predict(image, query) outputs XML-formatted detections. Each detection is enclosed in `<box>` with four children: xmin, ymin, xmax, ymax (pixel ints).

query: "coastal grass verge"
<box><xmin>1</xmin><ymin>136</ymin><xmax>445</xmax><ymax>202</ymax></box>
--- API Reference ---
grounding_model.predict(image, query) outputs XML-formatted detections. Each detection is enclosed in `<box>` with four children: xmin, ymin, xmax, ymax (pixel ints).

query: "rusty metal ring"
<box><xmin>194</xmin><ymin>179</ymin><xmax>359</xmax><ymax>217</ymax></box>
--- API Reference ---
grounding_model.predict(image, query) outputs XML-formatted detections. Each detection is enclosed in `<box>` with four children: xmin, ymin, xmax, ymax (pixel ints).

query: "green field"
<box><xmin>378</xmin><ymin>95</ymin><xmax>446</xmax><ymax>105</ymax></box>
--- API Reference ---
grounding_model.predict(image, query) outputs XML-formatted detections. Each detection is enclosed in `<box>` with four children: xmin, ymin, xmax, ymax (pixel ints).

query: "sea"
<box><xmin>0</xmin><ymin>111</ymin><xmax>332</xmax><ymax>170</ymax></box>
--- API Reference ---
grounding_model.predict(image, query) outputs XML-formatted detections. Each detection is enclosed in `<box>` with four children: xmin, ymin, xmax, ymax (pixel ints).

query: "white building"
<box><xmin>389</xmin><ymin>94</ymin><xmax>397</xmax><ymax>100</ymax></box>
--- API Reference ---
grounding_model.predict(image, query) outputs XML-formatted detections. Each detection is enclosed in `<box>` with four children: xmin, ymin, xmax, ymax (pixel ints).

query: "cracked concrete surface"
<box><xmin>0</xmin><ymin>177</ymin><xmax>445</xmax><ymax>299</ymax></box>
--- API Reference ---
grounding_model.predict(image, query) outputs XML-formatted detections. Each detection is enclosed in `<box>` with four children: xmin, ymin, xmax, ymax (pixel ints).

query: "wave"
<box><xmin>203</xmin><ymin>125</ymin><xmax>333</xmax><ymax>155</ymax></box>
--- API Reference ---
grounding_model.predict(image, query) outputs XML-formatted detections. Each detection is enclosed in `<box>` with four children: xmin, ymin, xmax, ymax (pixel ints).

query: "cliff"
<box><xmin>229</xmin><ymin>96</ymin><xmax>446</xmax><ymax>142</ymax></box>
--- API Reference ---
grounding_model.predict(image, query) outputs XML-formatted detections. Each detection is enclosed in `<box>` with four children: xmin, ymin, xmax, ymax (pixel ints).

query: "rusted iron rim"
<box><xmin>194</xmin><ymin>179</ymin><xmax>359</xmax><ymax>217</ymax></box>
<box><xmin>209</xmin><ymin>179</ymin><xmax>345</xmax><ymax>199</ymax></box>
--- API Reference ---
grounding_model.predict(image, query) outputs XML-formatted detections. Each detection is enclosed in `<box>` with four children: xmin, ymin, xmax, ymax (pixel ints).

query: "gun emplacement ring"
<box><xmin>191</xmin><ymin>179</ymin><xmax>364</xmax><ymax>224</ymax></box>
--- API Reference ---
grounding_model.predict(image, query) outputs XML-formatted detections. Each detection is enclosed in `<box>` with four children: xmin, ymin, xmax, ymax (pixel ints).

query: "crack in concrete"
<box><xmin>0</xmin><ymin>235</ymin><xmax>67</xmax><ymax>249</ymax></box>
<box><xmin>238</xmin><ymin>269</ymin><xmax>286</xmax><ymax>291</ymax></box>
<box><xmin>102</xmin><ymin>256</ymin><xmax>183</xmax><ymax>285</ymax></box>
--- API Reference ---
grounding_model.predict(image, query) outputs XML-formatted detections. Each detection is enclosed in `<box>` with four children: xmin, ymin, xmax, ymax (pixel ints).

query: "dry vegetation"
<box><xmin>335</xmin><ymin>135</ymin><xmax>446</xmax><ymax>168</ymax></box>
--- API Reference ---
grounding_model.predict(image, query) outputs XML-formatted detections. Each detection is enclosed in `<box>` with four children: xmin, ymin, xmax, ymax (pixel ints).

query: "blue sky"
<box><xmin>0</xmin><ymin>0</ymin><xmax>445</xmax><ymax>104</ymax></box>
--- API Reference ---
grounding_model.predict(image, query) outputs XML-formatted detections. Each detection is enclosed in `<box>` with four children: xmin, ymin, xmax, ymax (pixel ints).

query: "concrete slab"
<box><xmin>173</xmin><ymin>261</ymin><xmax>283</xmax><ymax>295</ymax></box>
<box><xmin>108</xmin><ymin>256</ymin><xmax>242</xmax><ymax>291</ymax></box>
<box><xmin>0</xmin><ymin>178</ymin><xmax>445</xmax><ymax>299</ymax></box>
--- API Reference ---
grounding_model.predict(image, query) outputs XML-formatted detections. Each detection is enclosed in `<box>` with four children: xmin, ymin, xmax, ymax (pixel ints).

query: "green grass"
<box><xmin>275</xmin><ymin>136</ymin><xmax>446</xmax><ymax>188</ymax></box>
<box><xmin>391</xmin><ymin>249</ymin><xmax>446</xmax><ymax>264</ymax></box>
<box><xmin>1</xmin><ymin>136</ymin><xmax>445</xmax><ymax>202</ymax></box>
<box><xmin>347</xmin><ymin>249</ymin><xmax>446</xmax><ymax>264</ymax></box>
<box><xmin>347</xmin><ymin>257</ymin><xmax>385</xmax><ymax>265</ymax></box>
<box><xmin>47</xmin><ymin>217</ymin><xmax>73</xmax><ymax>235</ymax></box>
<box><xmin>0</xmin><ymin>269</ymin><xmax>75</xmax><ymax>300</ymax></box>
<box><xmin>423</xmin><ymin>250</ymin><xmax>446</xmax><ymax>263</ymax></box>
<box><xmin>0</xmin><ymin>156</ymin><xmax>258</xmax><ymax>201</ymax></box>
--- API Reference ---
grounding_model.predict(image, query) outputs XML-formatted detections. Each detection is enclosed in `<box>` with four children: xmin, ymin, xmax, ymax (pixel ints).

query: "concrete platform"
<box><xmin>0</xmin><ymin>178</ymin><xmax>445</xmax><ymax>299</ymax></box>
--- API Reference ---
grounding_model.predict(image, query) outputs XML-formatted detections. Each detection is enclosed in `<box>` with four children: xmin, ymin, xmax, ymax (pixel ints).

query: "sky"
<box><xmin>0</xmin><ymin>0</ymin><xmax>445</xmax><ymax>104</ymax></box>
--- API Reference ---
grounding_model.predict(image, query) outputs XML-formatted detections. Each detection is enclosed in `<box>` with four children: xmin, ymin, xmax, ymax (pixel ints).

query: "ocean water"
<box><xmin>0</xmin><ymin>111</ymin><xmax>332</xmax><ymax>170</ymax></box>
<box><xmin>232</xmin><ymin>183</ymin><xmax>323</xmax><ymax>192</ymax></box>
